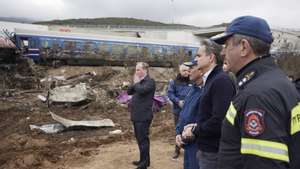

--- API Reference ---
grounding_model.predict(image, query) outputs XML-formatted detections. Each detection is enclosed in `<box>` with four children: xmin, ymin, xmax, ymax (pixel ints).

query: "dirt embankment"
<box><xmin>0</xmin><ymin>61</ymin><xmax>179</xmax><ymax>169</ymax></box>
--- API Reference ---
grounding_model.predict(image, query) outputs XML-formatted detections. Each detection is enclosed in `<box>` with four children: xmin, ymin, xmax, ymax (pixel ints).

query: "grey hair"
<box><xmin>231</xmin><ymin>34</ymin><xmax>271</xmax><ymax>56</ymax></box>
<box><xmin>136</xmin><ymin>62</ymin><xmax>149</xmax><ymax>73</ymax></box>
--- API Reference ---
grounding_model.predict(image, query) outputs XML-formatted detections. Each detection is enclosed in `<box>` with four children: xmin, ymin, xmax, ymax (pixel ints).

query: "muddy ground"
<box><xmin>0</xmin><ymin>60</ymin><xmax>183</xmax><ymax>169</ymax></box>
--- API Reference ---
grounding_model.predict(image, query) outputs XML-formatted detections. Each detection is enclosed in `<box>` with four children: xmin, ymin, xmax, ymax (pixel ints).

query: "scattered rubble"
<box><xmin>0</xmin><ymin>62</ymin><xmax>174</xmax><ymax>169</ymax></box>
<box><xmin>109</xmin><ymin>129</ymin><xmax>122</xmax><ymax>135</ymax></box>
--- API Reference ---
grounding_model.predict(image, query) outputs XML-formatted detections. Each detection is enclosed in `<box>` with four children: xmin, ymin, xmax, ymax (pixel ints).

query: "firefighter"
<box><xmin>211</xmin><ymin>16</ymin><xmax>300</xmax><ymax>169</ymax></box>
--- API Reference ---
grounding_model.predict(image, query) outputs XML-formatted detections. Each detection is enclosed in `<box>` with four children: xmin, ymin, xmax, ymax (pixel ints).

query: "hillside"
<box><xmin>206</xmin><ymin>22</ymin><xmax>229</xmax><ymax>28</ymax></box>
<box><xmin>34</xmin><ymin>17</ymin><xmax>199</xmax><ymax>29</ymax></box>
<box><xmin>0</xmin><ymin>17</ymin><xmax>36</xmax><ymax>23</ymax></box>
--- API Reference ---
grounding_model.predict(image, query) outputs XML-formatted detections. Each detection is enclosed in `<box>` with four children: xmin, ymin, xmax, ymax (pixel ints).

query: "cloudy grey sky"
<box><xmin>1</xmin><ymin>0</ymin><xmax>300</xmax><ymax>28</ymax></box>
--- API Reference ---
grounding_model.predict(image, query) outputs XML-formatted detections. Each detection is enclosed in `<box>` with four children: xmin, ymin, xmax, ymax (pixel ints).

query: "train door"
<box><xmin>39</xmin><ymin>38</ymin><xmax>53</xmax><ymax>61</ymax></box>
<box><xmin>20</xmin><ymin>36</ymin><xmax>40</xmax><ymax>61</ymax></box>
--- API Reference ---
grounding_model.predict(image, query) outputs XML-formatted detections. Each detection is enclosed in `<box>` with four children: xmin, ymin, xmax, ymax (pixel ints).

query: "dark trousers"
<box><xmin>184</xmin><ymin>142</ymin><xmax>199</xmax><ymax>169</ymax></box>
<box><xmin>196</xmin><ymin>150</ymin><xmax>218</xmax><ymax>169</ymax></box>
<box><xmin>133</xmin><ymin>121</ymin><xmax>152</xmax><ymax>167</ymax></box>
<box><xmin>173</xmin><ymin>113</ymin><xmax>181</xmax><ymax>152</ymax></box>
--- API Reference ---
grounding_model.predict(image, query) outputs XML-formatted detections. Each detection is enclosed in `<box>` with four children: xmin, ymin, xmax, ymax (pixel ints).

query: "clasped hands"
<box><xmin>175</xmin><ymin>123</ymin><xmax>197</xmax><ymax>147</ymax></box>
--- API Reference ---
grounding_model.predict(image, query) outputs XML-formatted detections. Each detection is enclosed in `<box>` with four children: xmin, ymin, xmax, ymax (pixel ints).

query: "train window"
<box><xmin>140</xmin><ymin>46</ymin><xmax>149</xmax><ymax>58</ymax></box>
<box><xmin>76</xmin><ymin>41</ymin><xmax>83</xmax><ymax>49</ymax></box>
<box><xmin>166</xmin><ymin>47</ymin><xmax>176</xmax><ymax>56</ymax></box>
<box><xmin>188</xmin><ymin>50</ymin><xmax>192</xmax><ymax>57</ymax></box>
<box><xmin>184</xmin><ymin>49</ymin><xmax>193</xmax><ymax>57</ymax></box>
<box><xmin>126</xmin><ymin>45</ymin><xmax>138</xmax><ymax>58</ymax></box>
<box><xmin>136</xmin><ymin>46</ymin><xmax>143</xmax><ymax>57</ymax></box>
<box><xmin>52</xmin><ymin>40</ymin><xmax>62</xmax><ymax>51</ymax></box>
<box><xmin>111</xmin><ymin>44</ymin><xmax>125</xmax><ymax>58</ymax></box>
<box><xmin>83</xmin><ymin>42</ymin><xmax>95</xmax><ymax>51</ymax></box>
<box><xmin>180</xmin><ymin>48</ymin><xmax>193</xmax><ymax>60</ymax></box>
<box><xmin>41</xmin><ymin>39</ymin><xmax>50</xmax><ymax>48</ymax></box>
<box><xmin>22</xmin><ymin>39</ymin><xmax>29</xmax><ymax>47</ymax></box>
<box><xmin>27</xmin><ymin>38</ymin><xmax>36</xmax><ymax>48</ymax></box>
<box><xmin>152</xmin><ymin>46</ymin><xmax>164</xmax><ymax>58</ymax></box>
<box><xmin>64</xmin><ymin>41</ymin><xmax>76</xmax><ymax>50</ymax></box>
<box><xmin>99</xmin><ymin>43</ymin><xmax>111</xmax><ymax>56</ymax></box>
<box><xmin>82</xmin><ymin>42</ymin><xmax>97</xmax><ymax>57</ymax></box>
<box><xmin>52</xmin><ymin>39</ymin><xmax>62</xmax><ymax>49</ymax></box>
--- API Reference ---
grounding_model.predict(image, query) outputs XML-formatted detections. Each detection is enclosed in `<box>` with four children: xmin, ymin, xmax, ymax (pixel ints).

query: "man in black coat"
<box><xmin>182</xmin><ymin>39</ymin><xmax>236</xmax><ymax>169</ymax></box>
<box><xmin>127</xmin><ymin>62</ymin><xmax>156</xmax><ymax>169</ymax></box>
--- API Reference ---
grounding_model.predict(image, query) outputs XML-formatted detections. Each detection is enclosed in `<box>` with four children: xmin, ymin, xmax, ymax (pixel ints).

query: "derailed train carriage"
<box><xmin>14</xmin><ymin>29</ymin><xmax>199</xmax><ymax>67</ymax></box>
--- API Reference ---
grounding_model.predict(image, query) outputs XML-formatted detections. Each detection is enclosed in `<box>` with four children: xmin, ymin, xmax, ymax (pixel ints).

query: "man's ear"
<box><xmin>209</xmin><ymin>53</ymin><xmax>216</xmax><ymax>64</ymax></box>
<box><xmin>240</xmin><ymin>39</ymin><xmax>252</xmax><ymax>57</ymax></box>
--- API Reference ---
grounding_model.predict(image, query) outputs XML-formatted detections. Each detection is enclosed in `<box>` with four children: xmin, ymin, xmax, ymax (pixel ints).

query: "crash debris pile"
<box><xmin>0</xmin><ymin>57</ymin><xmax>46</xmax><ymax>92</ymax></box>
<box><xmin>0</xmin><ymin>64</ymin><xmax>174</xmax><ymax>169</ymax></box>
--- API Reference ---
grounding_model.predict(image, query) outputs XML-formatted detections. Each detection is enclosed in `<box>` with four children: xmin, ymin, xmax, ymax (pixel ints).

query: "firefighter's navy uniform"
<box><xmin>218</xmin><ymin>55</ymin><xmax>300</xmax><ymax>169</ymax></box>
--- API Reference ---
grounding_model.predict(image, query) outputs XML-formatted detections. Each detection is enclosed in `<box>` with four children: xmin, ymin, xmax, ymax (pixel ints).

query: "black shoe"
<box><xmin>135</xmin><ymin>160</ymin><xmax>149</xmax><ymax>168</ymax></box>
<box><xmin>136</xmin><ymin>166</ymin><xmax>147</xmax><ymax>169</ymax></box>
<box><xmin>132</xmin><ymin>160</ymin><xmax>140</xmax><ymax>166</ymax></box>
<box><xmin>136</xmin><ymin>163</ymin><xmax>147</xmax><ymax>169</ymax></box>
<box><xmin>172</xmin><ymin>151</ymin><xmax>180</xmax><ymax>160</ymax></box>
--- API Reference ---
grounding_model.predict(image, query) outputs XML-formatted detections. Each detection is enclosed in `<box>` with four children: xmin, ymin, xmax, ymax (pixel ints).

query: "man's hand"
<box><xmin>178</xmin><ymin>100</ymin><xmax>184</xmax><ymax>108</ymax></box>
<box><xmin>182</xmin><ymin>123</ymin><xmax>196</xmax><ymax>140</ymax></box>
<box><xmin>175</xmin><ymin>134</ymin><xmax>184</xmax><ymax>147</ymax></box>
<box><xmin>133</xmin><ymin>74</ymin><xmax>141</xmax><ymax>84</ymax></box>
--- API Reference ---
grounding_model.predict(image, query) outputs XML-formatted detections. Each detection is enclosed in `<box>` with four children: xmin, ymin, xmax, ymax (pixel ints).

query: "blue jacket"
<box><xmin>176</xmin><ymin>85</ymin><xmax>203</xmax><ymax>135</ymax></box>
<box><xmin>167</xmin><ymin>74</ymin><xmax>192</xmax><ymax>114</ymax></box>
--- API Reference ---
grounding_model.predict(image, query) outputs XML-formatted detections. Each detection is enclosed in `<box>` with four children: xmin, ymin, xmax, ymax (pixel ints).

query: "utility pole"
<box><xmin>171</xmin><ymin>0</ymin><xmax>175</xmax><ymax>24</ymax></box>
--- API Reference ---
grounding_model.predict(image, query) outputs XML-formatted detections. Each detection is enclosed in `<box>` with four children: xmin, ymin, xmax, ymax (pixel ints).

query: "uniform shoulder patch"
<box><xmin>244</xmin><ymin>109</ymin><xmax>265</xmax><ymax>137</ymax></box>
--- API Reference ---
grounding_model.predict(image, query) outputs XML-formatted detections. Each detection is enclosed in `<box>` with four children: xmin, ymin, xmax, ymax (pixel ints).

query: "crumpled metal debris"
<box><xmin>29</xmin><ymin>123</ymin><xmax>66</xmax><ymax>134</ymax></box>
<box><xmin>29</xmin><ymin>112</ymin><xmax>115</xmax><ymax>134</ymax></box>
<box><xmin>50</xmin><ymin>111</ymin><xmax>115</xmax><ymax>128</ymax></box>
<box><xmin>40</xmin><ymin>72</ymin><xmax>96</xmax><ymax>84</ymax></box>
<box><xmin>49</xmin><ymin>83</ymin><xmax>92</xmax><ymax>103</ymax></box>
<box><xmin>40</xmin><ymin>76</ymin><xmax>66</xmax><ymax>82</ymax></box>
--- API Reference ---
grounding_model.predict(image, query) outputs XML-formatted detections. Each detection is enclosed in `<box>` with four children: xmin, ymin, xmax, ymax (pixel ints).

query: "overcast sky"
<box><xmin>1</xmin><ymin>0</ymin><xmax>300</xmax><ymax>28</ymax></box>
